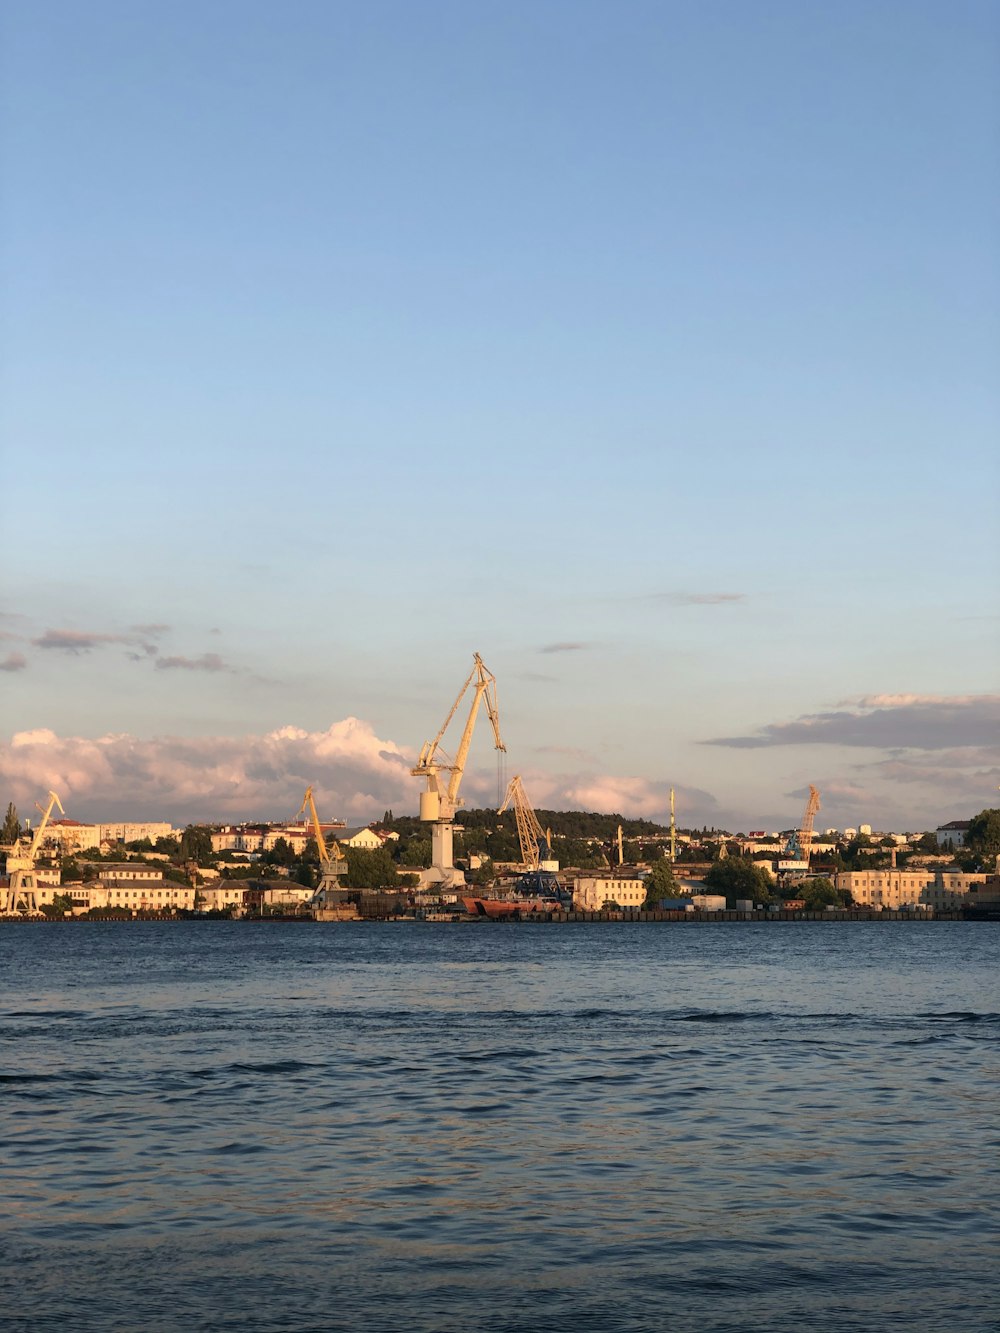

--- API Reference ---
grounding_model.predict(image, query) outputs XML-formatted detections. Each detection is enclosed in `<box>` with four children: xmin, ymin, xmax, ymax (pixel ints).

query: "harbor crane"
<box><xmin>778</xmin><ymin>785</ymin><xmax>821</xmax><ymax>878</ymax></box>
<box><xmin>3</xmin><ymin>790</ymin><xmax>64</xmax><ymax>915</ymax></box>
<box><xmin>498</xmin><ymin>775</ymin><xmax>562</xmax><ymax>897</ymax></box>
<box><xmin>296</xmin><ymin>786</ymin><xmax>348</xmax><ymax>906</ymax></box>
<box><xmin>412</xmin><ymin>653</ymin><xmax>505</xmax><ymax>887</ymax></box>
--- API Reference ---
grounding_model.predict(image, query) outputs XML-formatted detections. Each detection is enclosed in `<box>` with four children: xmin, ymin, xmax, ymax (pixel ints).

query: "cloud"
<box><xmin>33</xmin><ymin>626</ymin><xmax>163</xmax><ymax>658</ymax></box>
<box><xmin>33</xmin><ymin>629</ymin><xmax>135</xmax><ymax>654</ymax></box>
<box><xmin>0</xmin><ymin>721</ymin><xmax>724</xmax><ymax>828</ymax></box>
<box><xmin>154</xmin><ymin>653</ymin><xmax>231</xmax><ymax>673</ymax></box>
<box><xmin>647</xmin><ymin>592</ymin><xmax>746</xmax><ymax>606</ymax></box>
<box><xmin>705</xmin><ymin>694</ymin><xmax>1000</xmax><ymax>751</ymax></box>
<box><xmin>0</xmin><ymin>719</ymin><xmax>417</xmax><ymax>823</ymax></box>
<box><xmin>131</xmin><ymin>623</ymin><xmax>170</xmax><ymax>637</ymax></box>
<box><xmin>501</xmin><ymin>770</ymin><xmax>719</xmax><ymax>824</ymax></box>
<box><xmin>0</xmin><ymin>652</ymin><xmax>27</xmax><ymax>672</ymax></box>
<box><xmin>539</xmin><ymin>642</ymin><xmax>591</xmax><ymax>654</ymax></box>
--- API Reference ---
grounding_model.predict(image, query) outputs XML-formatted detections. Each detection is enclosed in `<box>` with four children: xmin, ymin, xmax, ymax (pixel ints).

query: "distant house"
<box><xmin>936</xmin><ymin>821</ymin><xmax>971</xmax><ymax>849</ymax></box>
<box><xmin>335</xmin><ymin>827</ymin><xmax>384</xmax><ymax>851</ymax></box>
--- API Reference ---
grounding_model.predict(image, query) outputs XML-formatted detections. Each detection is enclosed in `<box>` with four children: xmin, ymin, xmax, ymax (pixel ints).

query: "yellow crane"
<box><xmin>296</xmin><ymin>786</ymin><xmax>348</xmax><ymax>903</ymax></box>
<box><xmin>3</xmin><ymin>789</ymin><xmax>64</xmax><ymax>915</ymax></box>
<box><xmin>779</xmin><ymin>785</ymin><xmax>821</xmax><ymax>876</ymax></box>
<box><xmin>497</xmin><ymin>774</ymin><xmax>564</xmax><ymax>899</ymax></box>
<box><xmin>412</xmin><ymin>652</ymin><xmax>505</xmax><ymax>886</ymax></box>
<box><xmin>498</xmin><ymin>775</ymin><xmax>551</xmax><ymax>872</ymax></box>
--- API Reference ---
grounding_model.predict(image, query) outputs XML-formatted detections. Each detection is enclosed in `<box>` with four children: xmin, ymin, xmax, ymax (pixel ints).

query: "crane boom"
<box><xmin>498</xmin><ymin>775</ymin><xmax>549</xmax><ymax>871</ymax></box>
<box><xmin>412</xmin><ymin>653</ymin><xmax>505</xmax><ymax>886</ymax></box>
<box><xmin>798</xmin><ymin>784</ymin><xmax>821</xmax><ymax>864</ymax></box>
<box><xmin>3</xmin><ymin>789</ymin><xmax>63</xmax><ymax>916</ymax></box>
<box><xmin>296</xmin><ymin>786</ymin><xmax>345</xmax><ymax>866</ymax></box>
<box><xmin>29</xmin><ymin>791</ymin><xmax>64</xmax><ymax>859</ymax></box>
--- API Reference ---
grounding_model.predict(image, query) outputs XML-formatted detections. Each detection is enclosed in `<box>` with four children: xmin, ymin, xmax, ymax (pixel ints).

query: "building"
<box><xmin>835</xmin><ymin>868</ymin><xmax>986</xmax><ymax>910</ymax></box>
<box><xmin>572</xmin><ymin>874</ymin><xmax>646</xmax><ymax>911</ymax></box>
<box><xmin>32</xmin><ymin>880</ymin><xmax>195</xmax><ymax>913</ymax></box>
<box><xmin>335</xmin><ymin>826</ymin><xmax>384</xmax><ymax>851</ymax></box>
<box><xmin>935</xmin><ymin>821</ymin><xmax>971</xmax><ymax>849</ymax></box>
<box><xmin>96</xmin><ymin>863</ymin><xmax>165</xmax><ymax>886</ymax></box>
<box><xmin>40</xmin><ymin>819</ymin><xmax>102</xmax><ymax>854</ymax></box>
<box><xmin>99</xmin><ymin>822</ymin><xmax>177</xmax><ymax>845</ymax></box>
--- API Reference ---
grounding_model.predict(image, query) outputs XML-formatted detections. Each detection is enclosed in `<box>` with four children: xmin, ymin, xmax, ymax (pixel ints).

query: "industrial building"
<box><xmin>836</xmin><ymin>868</ymin><xmax>986</xmax><ymax>910</ymax></box>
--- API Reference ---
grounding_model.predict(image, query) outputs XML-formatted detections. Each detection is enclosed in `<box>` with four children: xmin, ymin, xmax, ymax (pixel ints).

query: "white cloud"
<box><xmin>0</xmin><ymin>719</ymin><xmax>415</xmax><ymax>824</ymax></box>
<box><xmin>0</xmin><ymin>721</ymin><xmax>724</xmax><ymax>828</ymax></box>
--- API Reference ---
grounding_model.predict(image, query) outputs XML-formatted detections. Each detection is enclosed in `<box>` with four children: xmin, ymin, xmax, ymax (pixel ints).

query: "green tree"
<box><xmin>180</xmin><ymin>826</ymin><xmax>214</xmax><ymax>863</ymax></box>
<box><xmin>964</xmin><ymin>809</ymin><xmax>1000</xmax><ymax>870</ymax></box>
<box><xmin>41</xmin><ymin>892</ymin><xmax>74</xmax><ymax>918</ymax></box>
<box><xmin>642</xmin><ymin>859</ymin><xmax>681</xmax><ymax>907</ymax></box>
<box><xmin>796</xmin><ymin>877</ymin><xmax>847</xmax><ymax>910</ymax></box>
<box><xmin>399</xmin><ymin>838</ymin><xmax>432</xmax><ymax>868</ymax></box>
<box><xmin>2</xmin><ymin>802</ymin><xmax>20</xmax><ymax>845</ymax></box>
<box><xmin>264</xmin><ymin>837</ymin><xmax>295</xmax><ymax>867</ymax></box>
<box><xmin>472</xmin><ymin>857</ymin><xmax>496</xmax><ymax>887</ymax></box>
<box><xmin>344</xmin><ymin>847</ymin><xmax>399</xmax><ymax>889</ymax></box>
<box><xmin>703</xmin><ymin>858</ymin><xmax>774</xmax><ymax>906</ymax></box>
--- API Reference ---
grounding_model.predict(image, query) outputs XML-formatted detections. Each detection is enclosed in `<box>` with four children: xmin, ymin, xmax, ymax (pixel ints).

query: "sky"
<box><xmin>2</xmin><ymin>0</ymin><xmax>998</xmax><ymax>834</ymax></box>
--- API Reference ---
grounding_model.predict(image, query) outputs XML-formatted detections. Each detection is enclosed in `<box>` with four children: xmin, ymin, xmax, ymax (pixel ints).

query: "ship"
<box><xmin>461</xmin><ymin>894</ymin><xmax>565</xmax><ymax>919</ymax></box>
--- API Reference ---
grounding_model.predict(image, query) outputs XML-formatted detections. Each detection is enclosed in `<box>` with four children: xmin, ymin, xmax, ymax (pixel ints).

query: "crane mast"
<box><xmin>779</xmin><ymin>784</ymin><xmax>821</xmax><ymax>878</ymax></box>
<box><xmin>498</xmin><ymin>775</ymin><xmax>552</xmax><ymax>872</ymax></box>
<box><xmin>412</xmin><ymin>653</ymin><xmax>505</xmax><ymax>887</ymax></box>
<box><xmin>295</xmin><ymin>786</ymin><xmax>348</xmax><ymax>906</ymax></box>
<box><xmin>3</xmin><ymin>790</ymin><xmax>64</xmax><ymax>915</ymax></box>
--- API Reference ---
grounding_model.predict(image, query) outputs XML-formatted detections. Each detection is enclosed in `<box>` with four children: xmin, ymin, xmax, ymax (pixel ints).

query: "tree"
<box><xmin>642</xmin><ymin>859</ymin><xmax>681</xmax><ymax>908</ymax></box>
<box><xmin>344</xmin><ymin>847</ymin><xmax>399</xmax><ymax>890</ymax></box>
<box><xmin>2</xmin><ymin>802</ymin><xmax>20</xmax><ymax>845</ymax></box>
<box><xmin>703</xmin><ymin>858</ymin><xmax>774</xmax><ymax>906</ymax></box>
<box><xmin>796</xmin><ymin>878</ymin><xmax>847</xmax><ymax>911</ymax></box>
<box><xmin>264</xmin><ymin>837</ymin><xmax>295</xmax><ymax>867</ymax></box>
<box><xmin>964</xmin><ymin>809</ymin><xmax>1000</xmax><ymax>870</ymax></box>
<box><xmin>399</xmin><ymin>838</ymin><xmax>432</xmax><ymax>868</ymax></box>
<box><xmin>41</xmin><ymin>892</ymin><xmax>74</xmax><ymax>919</ymax></box>
<box><xmin>180</xmin><ymin>826</ymin><xmax>214</xmax><ymax>863</ymax></box>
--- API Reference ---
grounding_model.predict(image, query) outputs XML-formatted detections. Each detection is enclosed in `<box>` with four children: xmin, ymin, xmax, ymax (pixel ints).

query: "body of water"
<box><xmin>1</xmin><ymin>921</ymin><xmax>997</xmax><ymax>1331</ymax></box>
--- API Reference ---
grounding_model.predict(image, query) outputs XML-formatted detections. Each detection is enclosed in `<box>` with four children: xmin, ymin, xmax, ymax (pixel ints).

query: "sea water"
<box><xmin>1</xmin><ymin>921</ymin><xmax>997</xmax><ymax>1332</ymax></box>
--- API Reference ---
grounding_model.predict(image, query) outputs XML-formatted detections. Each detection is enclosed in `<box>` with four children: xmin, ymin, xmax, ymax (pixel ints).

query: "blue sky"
<box><xmin>2</xmin><ymin>0</ymin><xmax>997</xmax><ymax>831</ymax></box>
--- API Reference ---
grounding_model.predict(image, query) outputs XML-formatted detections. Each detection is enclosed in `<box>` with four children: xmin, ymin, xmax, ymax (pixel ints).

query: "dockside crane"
<box><xmin>3</xmin><ymin>790</ymin><xmax>64</xmax><ymax>915</ymax></box>
<box><xmin>412</xmin><ymin>653</ymin><xmax>505</xmax><ymax>887</ymax></box>
<box><xmin>778</xmin><ymin>785</ymin><xmax>821</xmax><ymax>878</ymax></box>
<box><xmin>296</xmin><ymin>786</ymin><xmax>348</xmax><ymax>905</ymax></box>
<box><xmin>498</xmin><ymin>774</ymin><xmax>563</xmax><ymax>897</ymax></box>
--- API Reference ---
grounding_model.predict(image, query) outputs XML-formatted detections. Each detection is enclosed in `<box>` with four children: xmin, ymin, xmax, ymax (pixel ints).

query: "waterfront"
<box><xmin>2</xmin><ymin>922</ymin><xmax>998</xmax><ymax>1332</ymax></box>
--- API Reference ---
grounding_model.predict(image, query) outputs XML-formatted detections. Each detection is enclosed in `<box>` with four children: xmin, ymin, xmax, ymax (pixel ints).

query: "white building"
<box><xmin>835</xmin><ymin>869</ymin><xmax>985</xmax><ymax>910</ymax></box>
<box><xmin>572</xmin><ymin>874</ymin><xmax>646</xmax><ymax>911</ymax></box>
<box><xmin>935</xmin><ymin>821</ymin><xmax>971</xmax><ymax>849</ymax></box>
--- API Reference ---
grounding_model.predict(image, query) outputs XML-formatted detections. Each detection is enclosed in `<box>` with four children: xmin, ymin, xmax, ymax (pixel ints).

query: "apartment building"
<box><xmin>836</xmin><ymin>868</ymin><xmax>986</xmax><ymax>910</ymax></box>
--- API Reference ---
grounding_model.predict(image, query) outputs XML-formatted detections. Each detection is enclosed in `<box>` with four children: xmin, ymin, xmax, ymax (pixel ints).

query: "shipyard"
<box><xmin>4</xmin><ymin>655</ymin><xmax>999</xmax><ymax>925</ymax></box>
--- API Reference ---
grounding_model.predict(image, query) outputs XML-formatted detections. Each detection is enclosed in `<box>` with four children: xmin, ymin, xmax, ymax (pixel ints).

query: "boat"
<box><xmin>461</xmin><ymin>895</ymin><xmax>564</xmax><ymax>919</ymax></box>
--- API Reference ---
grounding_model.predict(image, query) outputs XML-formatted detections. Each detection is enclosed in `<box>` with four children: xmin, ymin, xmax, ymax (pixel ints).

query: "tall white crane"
<box><xmin>412</xmin><ymin>653</ymin><xmax>505</xmax><ymax>886</ymax></box>
<box><xmin>3</xmin><ymin>790</ymin><xmax>64</xmax><ymax>915</ymax></box>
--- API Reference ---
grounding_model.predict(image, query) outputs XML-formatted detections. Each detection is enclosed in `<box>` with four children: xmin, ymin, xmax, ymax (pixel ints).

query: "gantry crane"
<box><xmin>779</xmin><ymin>785</ymin><xmax>821</xmax><ymax>877</ymax></box>
<box><xmin>296</xmin><ymin>786</ymin><xmax>348</xmax><ymax>905</ymax></box>
<box><xmin>498</xmin><ymin>774</ymin><xmax>563</xmax><ymax>898</ymax></box>
<box><xmin>412</xmin><ymin>653</ymin><xmax>505</xmax><ymax>886</ymax></box>
<box><xmin>3</xmin><ymin>790</ymin><xmax>64</xmax><ymax>915</ymax></box>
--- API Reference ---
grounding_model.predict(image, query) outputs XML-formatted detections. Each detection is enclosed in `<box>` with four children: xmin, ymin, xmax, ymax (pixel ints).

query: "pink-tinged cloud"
<box><xmin>154</xmin><ymin>653</ymin><xmax>231</xmax><ymax>673</ymax></box>
<box><xmin>0</xmin><ymin>652</ymin><xmax>27</xmax><ymax>672</ymax></box>
<box><xmin>0</xmin><ymin>720</ymin><xmax>416</xmax><ymax>824</ymax></box>
<box><xmin>0</xmin><ymin>722</ymin><xmax>723</xmax><ymax>828</ymax></box>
